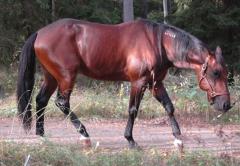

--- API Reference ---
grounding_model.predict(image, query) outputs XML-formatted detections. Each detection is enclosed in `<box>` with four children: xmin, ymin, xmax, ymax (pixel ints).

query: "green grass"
<box><xmin>1</xmin><ymin>142</ymin><xmax>239</xmax><ymax>166</ymax></box>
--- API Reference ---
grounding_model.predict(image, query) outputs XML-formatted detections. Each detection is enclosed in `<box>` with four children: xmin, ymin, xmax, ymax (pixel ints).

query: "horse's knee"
<box><xmin>129</xmin><ymin>106</ymin><xmax>138</xmax><ymax>118</ymax></box>
<box><xmin>165</xmin><ymin>103</ymin><xmax>175</xmax><ymax>116</ymax></box>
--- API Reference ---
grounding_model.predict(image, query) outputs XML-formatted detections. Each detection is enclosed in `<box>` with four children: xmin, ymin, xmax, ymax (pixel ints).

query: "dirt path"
<box><xmin>0</xmin><ymin>117</ymin><xmax>240</xmax><ymax>156</ymax></box>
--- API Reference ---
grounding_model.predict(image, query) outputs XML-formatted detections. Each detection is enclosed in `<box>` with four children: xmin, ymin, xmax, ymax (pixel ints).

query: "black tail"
<box><xmin>17</xmin><ymin>33</ymin><xmax>37</xmax><ymax>131</ymax></box>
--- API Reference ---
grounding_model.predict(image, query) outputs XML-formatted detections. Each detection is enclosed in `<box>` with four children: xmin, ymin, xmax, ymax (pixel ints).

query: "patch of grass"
<box><xmin>0</xmin><ymin>142</ymin><xmax>240</xmax><ymax>166</ymax></box>
<box><xmin>0</xmin><ymin>70</ymin><xmax>240</xmax><ymax>124</ymax></box>
<box><xmin>0</xmin><ymin>67</ymin><xmax>17</xmax><ymax>96</ymax></box>
<box><xmin>166</xmin><ymin>151</ymin><xmax>238</xmax><ymax>166</ymax></box>
<box><xmin>0</xmin><ymin>95</ymin><xmax>18</xmax><ymax>117</ymax></box>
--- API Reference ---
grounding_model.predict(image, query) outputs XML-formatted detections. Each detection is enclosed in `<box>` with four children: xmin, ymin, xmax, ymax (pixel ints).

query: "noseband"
<box><xmin>199</xmin><ymin>56</ymin><xmax>229</xmax><ymax>100</ymax></box>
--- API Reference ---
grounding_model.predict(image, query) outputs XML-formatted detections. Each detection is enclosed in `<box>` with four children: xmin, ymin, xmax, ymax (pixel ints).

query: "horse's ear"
<box><xmin>215</xmin><ymin>46</ymin><xmax>222</xmax><ymax>56</ymax></box>
<box><xmin>215</xmin><ymin>46</ymin><xmax>224</xmax><ymax>64</ymax></box>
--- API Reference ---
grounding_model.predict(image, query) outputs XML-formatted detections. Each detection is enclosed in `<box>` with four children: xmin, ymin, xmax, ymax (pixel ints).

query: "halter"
<box><xmin>198</xmin><ymin>56</ymin><xmax>229</xmax><ymax>100</ymax></box>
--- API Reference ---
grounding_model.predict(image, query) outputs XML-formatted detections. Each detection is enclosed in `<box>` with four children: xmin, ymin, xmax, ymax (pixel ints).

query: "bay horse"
<box><xmin>17</xmin><ymin>19</ymin><xmax>231</xmax><ymax>148</ymax></box>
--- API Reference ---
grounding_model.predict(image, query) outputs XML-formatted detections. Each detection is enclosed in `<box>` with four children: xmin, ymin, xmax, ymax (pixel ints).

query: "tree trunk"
<box><xmin>163</xmin><ymin>0</ymin><xmax>169</xmax><ymax>24</ymax></box>
<box><xmin>22</xmin><ymin>0</ymin><xmax>34</xmax><ymax>36</ymax></box>
<box><xmin>123</xmin><ymin>0</ymin><xmax>134</xmax><ymax>22</ymax></box>
<box><xmin>49</xmin><ymin>0</ymin><xmax>56</xmax><ymax>21</ymax></box>
<box><xmin>51</xmin><ymin>0</ymin><xmax>56</xmax><ymax>21</ymax></box>
<box><xmin>142</xmin><ymin>0</ymin><xmax>148</xmax><ymax>18</ymax></box>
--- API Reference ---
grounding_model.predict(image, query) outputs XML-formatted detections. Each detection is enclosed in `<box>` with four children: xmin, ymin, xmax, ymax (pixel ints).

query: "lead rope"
<box><xmin>151</xmin><ymin>70</ymin><xmax>156</xmax><ymax>94</ymax></box>
<box><xmin>213</xmin><ymin>97</ymin><xmax>239</xmax><ymax>121</ymax></box>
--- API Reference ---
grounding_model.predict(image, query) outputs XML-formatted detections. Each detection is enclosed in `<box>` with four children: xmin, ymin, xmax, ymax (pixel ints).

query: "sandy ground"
<box><xmin>0</xmin><ymin>117</ymin><xmax>240</xmax><ymax>157</ymax></box>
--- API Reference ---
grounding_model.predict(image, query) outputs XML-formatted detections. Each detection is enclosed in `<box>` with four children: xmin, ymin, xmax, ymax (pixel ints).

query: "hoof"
<box><xmin>80</xmin><ymin>136</ymin><xmax>92</xmax><ymax>148</ymax></box>
<box><xmin>36</xmin><ymin>130</ymin><xmax>44</xmax><ymax>137</ymax></box>
<box><xmin>129</xmin><ymin>142</ymin><xmax>142</xmax><ymax>150</ymax></box>
<box><xmin>174</xmin><ymin>139</ymin><xmax>184</xmax><ymax>153</ymax></box>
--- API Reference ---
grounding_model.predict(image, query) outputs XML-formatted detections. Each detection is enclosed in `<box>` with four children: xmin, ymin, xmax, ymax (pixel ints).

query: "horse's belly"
<box><xmin>78</xmin><ymin>65</ymin><xmax>129</xmax><ymax>81</ymax></box>
<box><xmin>80</xmin><ymin>71</ymin><xmax>129</xmax><ymax>81</ymax></box>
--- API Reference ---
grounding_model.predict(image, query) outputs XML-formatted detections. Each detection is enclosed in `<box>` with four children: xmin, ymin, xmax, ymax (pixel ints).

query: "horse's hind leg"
<box><xmin>55</xmin><ymin>74</ymin><xmax>90</xmax><ymax>145</ymax></box>
<box><xmin>36</xmin><ymin>70</ymin><xmax>57</xmax><ymax>136</ymax></box>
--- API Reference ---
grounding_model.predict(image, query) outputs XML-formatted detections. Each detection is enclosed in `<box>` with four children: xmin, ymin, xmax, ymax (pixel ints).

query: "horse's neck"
<box><xmin>169</xmin><ymin>50</ymin><xmax>207</xmax><ymax>70</ymax></box>
<box><xmin>172</xmin><ymin>61</ymin><xmax>195</xmax><ymax>69</ymax></box>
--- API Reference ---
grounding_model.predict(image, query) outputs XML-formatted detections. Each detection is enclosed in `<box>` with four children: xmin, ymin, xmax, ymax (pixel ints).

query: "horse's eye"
<box><xmin>212</xmin><ymin>70</ymin><xmax>220</xmax><ymax>78</ymax></box>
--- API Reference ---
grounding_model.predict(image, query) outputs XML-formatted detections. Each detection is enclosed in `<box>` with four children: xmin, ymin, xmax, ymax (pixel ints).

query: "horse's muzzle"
<box><xmin>213</xmin><ymin>95</ymin><xmax>231</xmax><ymax>112</ymax></box>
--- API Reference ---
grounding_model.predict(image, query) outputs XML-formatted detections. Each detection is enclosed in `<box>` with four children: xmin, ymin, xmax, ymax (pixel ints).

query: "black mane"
<box><xmin>164</xmin><ymin>24</ymin><xmax>209</xmax><ymax>63</ymax></box>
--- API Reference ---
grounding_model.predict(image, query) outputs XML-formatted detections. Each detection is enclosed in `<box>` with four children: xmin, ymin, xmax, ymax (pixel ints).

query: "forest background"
<box><xmin>0</xmin><ymin>0</ymin><xmax>239</xmax><ymax>72</ymax></box>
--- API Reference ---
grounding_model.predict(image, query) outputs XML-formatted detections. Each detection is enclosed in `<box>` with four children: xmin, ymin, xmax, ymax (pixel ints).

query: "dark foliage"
<box><xmin>0</xmin><ymin>0</ymin><xmax>239</xmax><ymax>72</ymax></box>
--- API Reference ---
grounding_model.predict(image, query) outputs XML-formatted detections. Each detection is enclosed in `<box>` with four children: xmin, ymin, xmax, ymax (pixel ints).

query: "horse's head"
<box><xmin>196</xmin><ymin>46</ymin><xmax>231</xmax><ymax>112</ymax></box>
<box><xmin>160</xmin><ymin>25</ymin><xmax>231</xmax><ymax>112</ymax></box>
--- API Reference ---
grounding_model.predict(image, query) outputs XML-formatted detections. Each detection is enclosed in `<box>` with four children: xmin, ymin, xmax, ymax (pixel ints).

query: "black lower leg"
<box><xmin>154</xmin><ymin>84</ymin><xmax>181</xmax><ymax>138</ymax></box>
<box><xmin>124</xmin><ymin>83</ymin><xmax>146</xmax><ymax>148</ymax></box>
<box><xmin>69</xmin><ymin>112</ymin><xmax>89</xmax><ymax>137</ymax></box>
<box><xmin>36</xmin><ymin>107</ymin><xmax>45</xmax><ymax>136</ymax></box>
<box><xmin>36</xmin><ymin>87</ymin><xmax>50</xmax><ymax>136</ymax></box>
<box><xmin>55</xmin><ymin>92</ymin><xmax>89</xmax><ymax>137</ymax></box>
<box><xmin>124</xmin><ymin>106</ymin><xmax>138</xmax><ymax>147</ymax></box>
<box><xmin>165</xmin><ymin>104</ymin><xmax>181</xmax><ymax>137</ymax></box>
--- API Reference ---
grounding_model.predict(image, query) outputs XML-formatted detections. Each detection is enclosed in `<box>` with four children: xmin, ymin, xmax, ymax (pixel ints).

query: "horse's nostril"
<box><xmin>223</xmin><ymin>102</ymin><xmax>230</xmax><ymax>111</ymax></box>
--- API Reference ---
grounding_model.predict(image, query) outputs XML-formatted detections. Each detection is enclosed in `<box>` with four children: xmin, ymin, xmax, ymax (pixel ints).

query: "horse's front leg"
<box><xmin>124</xmin><ymin>79</ymin><xmax>147</xmax><ymax>148</ymax></box>
<box><xmin>151</xmin><ymin>82</ymin><xmax>183</xmax><ymax>149</ymax></box>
